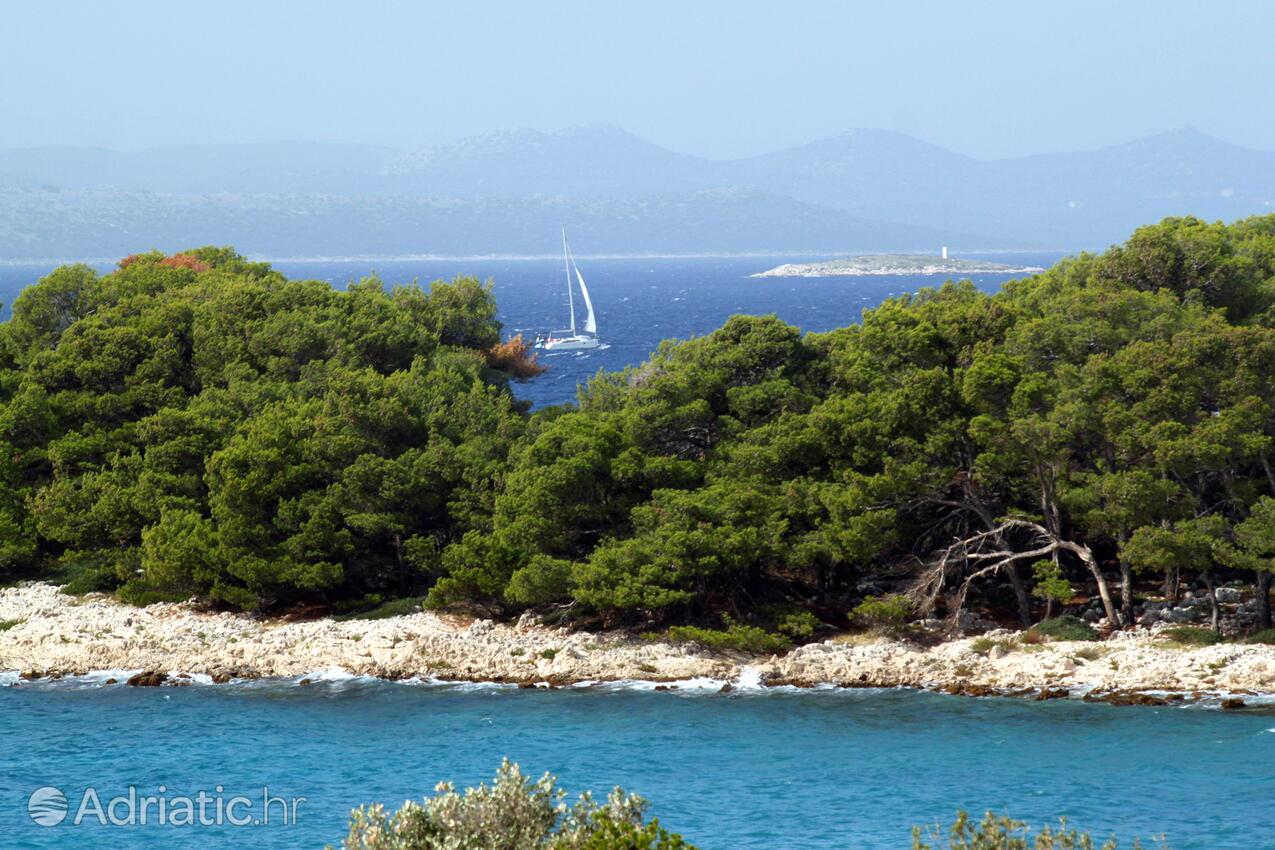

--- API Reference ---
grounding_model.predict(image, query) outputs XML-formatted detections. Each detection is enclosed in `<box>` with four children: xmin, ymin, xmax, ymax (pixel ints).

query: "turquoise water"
<box><xmin>2</xmin><ymin>678</ymin><xmax>1272</xmax><ymax>848</ymax></box>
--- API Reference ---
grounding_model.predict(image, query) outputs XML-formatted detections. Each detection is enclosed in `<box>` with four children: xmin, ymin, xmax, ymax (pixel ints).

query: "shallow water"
<box><xmin>2</xmin><ymin>677</ymin><xmax>1272</xmax><ymax>848</ymax></box>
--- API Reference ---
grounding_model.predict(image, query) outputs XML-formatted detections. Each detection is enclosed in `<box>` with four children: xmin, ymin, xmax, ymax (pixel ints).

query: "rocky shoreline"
<box><xmin>3</xmin><ymin>583</ymin><xmax>1275</xmax><ymax>707</ymax></box>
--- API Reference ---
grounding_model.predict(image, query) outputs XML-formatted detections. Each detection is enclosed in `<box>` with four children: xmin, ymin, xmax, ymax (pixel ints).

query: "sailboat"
<box><xmin>535</xmin><ymin>230</ymin><xmax>601</xmax><ymax>351</ymax></box>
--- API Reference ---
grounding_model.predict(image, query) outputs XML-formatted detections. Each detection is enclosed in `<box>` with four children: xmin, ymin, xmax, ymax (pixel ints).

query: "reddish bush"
<box><xmin>485</xmin><ymin>334</ymin><xmax>547</xmax><ymax>380</ymax></box>
<box><xmin>160</xmin><ymin>253</ymin><xmax>212</xmax><ymax>272</ymax></box>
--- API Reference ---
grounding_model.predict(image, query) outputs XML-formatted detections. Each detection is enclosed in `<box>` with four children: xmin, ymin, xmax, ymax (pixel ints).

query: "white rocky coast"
<box><xmin>2</xmin><ymin>582</ymin><xmax>1274</xmax><ymax>705</ymax></box>
<box><xmin>752</xmin><ymin>254</ymin><xmax>1045</xmax><ymax>278</ymax></box>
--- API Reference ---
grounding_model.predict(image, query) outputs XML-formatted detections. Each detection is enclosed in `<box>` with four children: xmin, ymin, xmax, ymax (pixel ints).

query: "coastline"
<box><xmin>4</xmin><ymin>582</ymin><xmax>1275</xmax><ymax>705</ymax></box>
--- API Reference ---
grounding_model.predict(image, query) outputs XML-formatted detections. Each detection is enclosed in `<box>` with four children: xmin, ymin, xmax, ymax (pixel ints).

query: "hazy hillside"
<box><xmin>2</xmin><ymin>126</ymin><xmax>1273</xmax><ymax>257</ymax></box>
<box><xmin>0</xmin><ymin>188</ymin><xmax>988</xmax><ymax>258</ymax></box>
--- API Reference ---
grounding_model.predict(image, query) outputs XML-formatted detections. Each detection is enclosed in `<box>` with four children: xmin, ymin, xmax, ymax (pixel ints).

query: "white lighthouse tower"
<box><xmin>941</xmin><ymin>246</ymin><xmax>949</xmax><ymax>260</ymax></box>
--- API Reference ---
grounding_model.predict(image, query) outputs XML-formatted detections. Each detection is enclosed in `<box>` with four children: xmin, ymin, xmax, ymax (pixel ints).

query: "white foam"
<box><xmin>734</xmin><ymin>666</ymin><xmax>765</xmax><ymax>690</ymax></box>
<box><xmin>300</xmin><ymin>666</ymin><xmax>359</xmax><ymax>682</ymax></box>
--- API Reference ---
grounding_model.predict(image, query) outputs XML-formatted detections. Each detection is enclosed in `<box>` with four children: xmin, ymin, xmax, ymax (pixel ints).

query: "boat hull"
<box><xmin>536</xmin><ymin>335</ymin><xmax>601</xmax><ymax>351</ymax></box>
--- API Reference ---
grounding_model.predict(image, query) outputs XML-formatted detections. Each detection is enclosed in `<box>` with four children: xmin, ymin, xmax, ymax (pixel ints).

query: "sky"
<box><xmin>2</xmin><ymin>0</ymin><xmax>1272</xmax><ymax>160</ymax></box>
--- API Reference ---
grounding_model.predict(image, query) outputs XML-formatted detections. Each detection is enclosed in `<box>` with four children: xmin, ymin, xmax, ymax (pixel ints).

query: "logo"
<box><xmin>28</xmin><ymin>786</ymin><xmax>68</xmax><ymax>826</ymax></box>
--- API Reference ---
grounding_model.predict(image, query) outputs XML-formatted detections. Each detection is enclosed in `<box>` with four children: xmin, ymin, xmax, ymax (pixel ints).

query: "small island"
<box><xmin>752</xmin><ymin>253</ymin><xmax>1045</xmax><ymax>277</ymax></box>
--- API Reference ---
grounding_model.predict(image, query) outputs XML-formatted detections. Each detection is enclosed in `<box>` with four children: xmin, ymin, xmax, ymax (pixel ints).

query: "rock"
<box><xmin>211</xmin><ymin>671</ymin><xmax>232</xmax><ymax>684</ymax></box>
<box><xmin>1085</xmin><ymin>690</ymin><xmax>1168</xmax><ymax>706</ymax></box>
<box><xmin>1035</xmin><ymin>688</ymin><xmax>1070</xmax><ymax>701</ymax></box>
<box><xmin>297</xmin><ymin>678</ymin><xmax>312</xmax><ymax>686</ymax></box>
<box><xmin>1216</xmin><ymin>587</ymin><xmax>1243</xmax><ymax>604</ymax></box>
<box><xmin>1081</xmin><ymin>610</ymin><xmax>1101</xmax><ymax>623</ymax></box>
<box><xmin>125</xmin><ymin>671</ymin><xmax>167</xmax><ymax>687</ymax></box>
<box><xmin>718</xmin><ymin>682</ymin><xmax>734</xmax><ymax>694</ymax></box>
<box><xmin>104</xmin><ymin>677</ymin><xmax>117</xmax><ymax>685</ymax></box>
<box><xmin>1221</xmin><ymin>697</ymin><xmax>1246</xmax><ymax>710</ymax></box>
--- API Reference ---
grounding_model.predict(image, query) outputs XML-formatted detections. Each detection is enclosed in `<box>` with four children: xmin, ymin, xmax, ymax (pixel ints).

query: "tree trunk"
<box><xmin>1118</xmin><ymin>559</ymin><xmax>1134</xmax><ymax>629</ymax></box>
<box><xmin>1005</xmin><ymin>562</ymin><xmax>1033</xmax><ymax>628</ymax></box>
<box><xmin>1163</xmin><ymin>565</ymin><xmax>1180</xmax><ymax>605</ymax></box>
<box><xmin>1072</xmin><ymin>545</ymin><xmax>1119</xmax><ymax>629</ymax></box>
<box><xmin>1202</xmin><ymin>571</ymin><xmax>1220</xmax><ymax>634</ymax></box>
<box><xmin>1257</xmin><ymin>570</ymin><xmax>1272</xmax><ymax>632</ymax></box>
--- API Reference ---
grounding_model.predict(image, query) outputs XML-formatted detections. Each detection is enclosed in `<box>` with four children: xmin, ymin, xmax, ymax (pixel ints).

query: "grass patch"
<box><xmin>1027</xmin><ymin>615</ymin><xmax>1097</xmax><ymax>642</ymax></box>
<box><xmin>1243</xmin><ymin>628</ymin><xmax>1275</xmax><ymax>645</ymax></box>
<box><xmin>1159</xmin><ymin>626</ymin><xmax>1223</xmax><ymax>647</ymax></box>
<box><xmin>538</xmin><ymin>648</ymin><xmax>559</xmax><ymax>660</ymax></box>
<box><xmin>0</xmin><ymin>618</ymin><xmax>25</xmax><ymax>632</ymax></box>
<box><xmin>1072</xmin><ymin>645</ymin><xmax>1107</xmax><ymax>662</ymax></box>
<box><xmin>333</xmin><ymin>596</ymin><xmax>426</xmax><ymax>621</ymax></box>
<box><xmin>970</xmin><ymin>636</ymin><xmax>1019</xmax><ymax>656</ymax></box>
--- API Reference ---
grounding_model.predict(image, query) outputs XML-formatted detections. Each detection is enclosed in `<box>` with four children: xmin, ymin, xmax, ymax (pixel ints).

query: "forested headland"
<box><xmin>5</xmin><ymin>217</ymin><xmax>1275</xmax><ymax>647</ymax></box>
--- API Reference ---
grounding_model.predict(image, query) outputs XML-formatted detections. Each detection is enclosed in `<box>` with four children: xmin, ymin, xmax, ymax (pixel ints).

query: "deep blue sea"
<box><xmin>2</xmin><ymin>676</ymin><xmax>1273</xmax><ymax>849</ymax></box>
<box><xmin>13</xmin><ymin>252</ymin><xmax>1262</xmax><ymax>850</ymax></box>
<box><xmin>0</xmin><ymin>254</ymin><xmax>1060</xmax><ymax>408</ymax></box>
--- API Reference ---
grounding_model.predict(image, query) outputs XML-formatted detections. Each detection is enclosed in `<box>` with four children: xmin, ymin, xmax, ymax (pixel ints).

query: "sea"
<box><xmin>2</xmin><ymin>673</ymin><xmax>1273</xmax><ymax>849</ymax></box>
<box><xmin>11</xmin><ymin>252</ymin><xmax>1267</xmax><ymax>850</ymax></box>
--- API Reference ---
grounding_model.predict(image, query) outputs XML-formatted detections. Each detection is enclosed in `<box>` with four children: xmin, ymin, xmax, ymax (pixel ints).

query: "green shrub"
<box><xmin>0</xmin><ymin>618</ymin><xmax>24</xmax><ymax>631</ymax></box>
<box><xmin>330</xmin><ymin>759</ymin><xmax>696</xmax><ymax>850</ymax></box>
<box><xmin>58</xmin><ymin>565</ymin><xmax>121</xmax><ymax>598</ymax></box>
<box><xmin>767</xmin><ymin>606</ymin><xmax>820</xmax><ymax>639</ymax></box>
<box><xmin>850</xmin><ymin>594</ymin><xmax>911</xmax><ymax>632</ymax></box>
<box><xmin>911</xmin><ymin>810</ymin><xmax>1167</xmax><ymax>849</ymax></box>
<box><xmin>1159</xmin><ymin>626</ymin><xmax>1222</xmax><ymax>647</ymax></box>
<box><xmin>648</xmin><ymin>617</ymin><xmax>791</xmax><ymax>654</ymax></box>
<box><xmin>1027</xmin><ymin>616</ymin><xmax>1097</xmax><ymax>642</ymax></box>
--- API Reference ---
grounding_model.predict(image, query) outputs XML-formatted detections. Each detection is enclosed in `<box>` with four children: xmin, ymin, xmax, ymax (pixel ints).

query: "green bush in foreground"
<box><xmin>912</xmin><ymin>810</ymin><xmax>1168</xmax><ymax>849</ymax></box>
<box><xmin>332</xmin><ymin>760</ymin><xmax>694</xmax><ymax>850</ymax></box>
<box><xmin>1027</xmin><ymin>616</ymin><xmax>1098</xmax><ymax>642</ymax></box>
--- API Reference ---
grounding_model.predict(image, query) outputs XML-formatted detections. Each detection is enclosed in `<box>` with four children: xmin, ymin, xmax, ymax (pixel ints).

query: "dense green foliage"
<box><xmin>0</xmin><ymin>248</ymin><xmax>529</xmax><ymax>608</ymax></box>
<box><xmin>333</xmin><ymin>760</ymin><xmax>694</xmax><ymax>850</ymax></box>
<box><xmin>445</xmin><ymin>215</ymin><xmax>1275</xmax><ymax>633</ymax></box>
<box><xmin>8</xmin><ymin>216</ymin><xmax>1275</xmax><ymax>636</ymax></box>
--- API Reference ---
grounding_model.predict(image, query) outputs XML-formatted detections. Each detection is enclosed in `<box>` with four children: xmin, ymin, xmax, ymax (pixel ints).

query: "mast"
<box><xmin>563</xmin><ymin>228</ymin><xmax>576</xmax><ymax>335</ymax></box>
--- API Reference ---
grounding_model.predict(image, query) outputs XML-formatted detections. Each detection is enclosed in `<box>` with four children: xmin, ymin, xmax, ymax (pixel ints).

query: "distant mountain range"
<box><xmin>2</xmin><ymin>125</ymin><xmax>1273</xmax><ymax>259</ymax></box>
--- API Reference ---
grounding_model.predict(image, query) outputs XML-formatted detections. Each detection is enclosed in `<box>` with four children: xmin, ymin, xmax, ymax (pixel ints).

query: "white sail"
<box><xmin>575</xmin><ymin>266</ymin><xmax>597</xmax><ymax>335</ymax></box>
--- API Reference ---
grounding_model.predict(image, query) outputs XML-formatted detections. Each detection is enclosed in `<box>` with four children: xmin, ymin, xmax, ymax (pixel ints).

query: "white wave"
<box><xmin>733</xmin><ymin>666</ymin><xmax>765</xmax><ymax>690</ymax></box>
<box><xmin>0</xmin><ymin>669</ymin><xmax>19</xmax><ymax>687</ymax></box>
<box><xmin>299</xmin><ymin>666</ymin><xmax>360</xmax><ymax>683</ymax></box>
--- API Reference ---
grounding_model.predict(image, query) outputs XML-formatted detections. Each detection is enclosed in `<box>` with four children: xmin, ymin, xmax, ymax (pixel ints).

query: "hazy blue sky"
<box><xmin>3</xmin><ymin>0</ymin><xmax>1271</xmax><ymax>159</ymax></box>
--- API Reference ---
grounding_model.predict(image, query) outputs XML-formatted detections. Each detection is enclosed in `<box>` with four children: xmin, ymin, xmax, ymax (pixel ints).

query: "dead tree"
<box><xmin>914</xmin><ymin>518</ymin><xmax>1120</xmax><ymax>628</ymax></box>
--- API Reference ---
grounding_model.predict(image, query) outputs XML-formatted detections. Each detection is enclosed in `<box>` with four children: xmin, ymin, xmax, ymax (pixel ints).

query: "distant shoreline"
<box><xmin>753</xmin><ymin>254</ymin><xmax>1047</xmax><ymax>278</ymax></box>
<box><xmin>0</xmin><ymin>249</ymin><xmax>1068</xmax><ymax>268</ymax></box>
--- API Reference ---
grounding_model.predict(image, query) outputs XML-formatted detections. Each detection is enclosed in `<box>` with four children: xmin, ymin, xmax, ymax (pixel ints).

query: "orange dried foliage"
<box><xmin>160</xmin><ymin>254</ymin><xmax>212</xmax><ymax>272</ymax></box>
<box><xmin>486</xmin><ymin>334</ymin><xmax>547</xmax><ymax>380</ymax></box>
